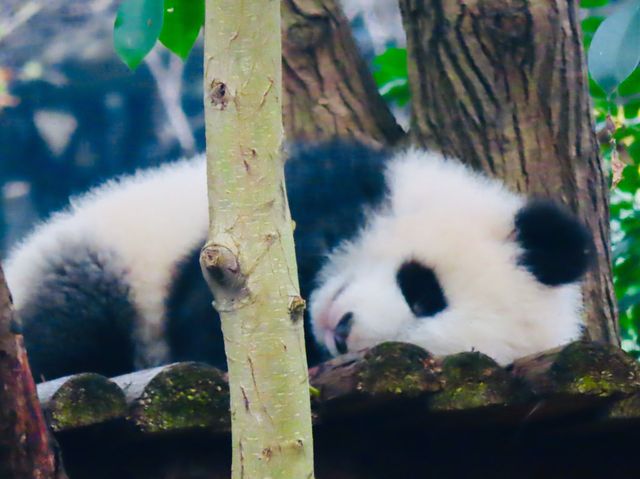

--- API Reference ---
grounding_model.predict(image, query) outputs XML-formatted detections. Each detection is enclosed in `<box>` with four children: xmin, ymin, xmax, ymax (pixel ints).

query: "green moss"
<box><xmin>609</xmin><ymin>393</ymin><xmax>640</xmax><ymax>418</ymax></box>
<box><xmin>130</xmin><ymin>362</ymin><xmax>229</xmax><ymax>433</ymax></box>
<box><xmin>551</xmin><ymin>341</ymin><xmax>640</xmax><ymax>397</ymax></box>
<box><xmin>433</xmin><ymin>383</ymin><xmax>492</xmax><ymax>410</ymax></box>
<box><xmin>357</xmin><ymin>342</ymin><xmax>441</xmax><ymax>397</ymax></box>
<box><xmin>438</xmin><ymin>351</ymin><xmax>499</xmax><ymax>382</ymax></box>
<box><xmin>429</xmin><ymin>352</ymin><xmax>521</xmax><ymax>412</ymax></box>
<box><xmin>49</xmin><ymin>373</ymin><xmax>126</xmax><ymax>431</ymax></box>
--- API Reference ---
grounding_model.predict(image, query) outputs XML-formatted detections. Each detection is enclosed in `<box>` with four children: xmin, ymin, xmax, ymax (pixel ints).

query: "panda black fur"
<box><xmin>4</xmin><ymin>142</ymin><xmax>593</xmax><ymax>381</ymax></box>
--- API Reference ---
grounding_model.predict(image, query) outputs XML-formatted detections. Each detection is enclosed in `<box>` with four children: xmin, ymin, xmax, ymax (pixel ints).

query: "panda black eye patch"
<box><xmin>396</xmin><ymin>261</ymin><xmax>447</xmax><ymax>318</ymax></box>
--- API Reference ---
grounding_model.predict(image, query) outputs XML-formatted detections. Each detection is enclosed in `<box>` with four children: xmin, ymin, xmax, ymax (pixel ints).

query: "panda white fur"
<box><xmin>4</xmin><ymin>142</ymin><xmax>593</xmax><ymax>381</ymax></box>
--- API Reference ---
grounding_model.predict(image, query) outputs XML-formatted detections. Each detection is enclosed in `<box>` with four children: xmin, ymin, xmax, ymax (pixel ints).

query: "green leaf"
<box><xmin>620</xmin><ymin>291</ymin><xmax>640</xmax><ymax>312</ymax></box>
<box><xmin>624</xmin><ymin>98</ymin><xmax>640</xmax><ymax>118</ymax></box>
<box><xmin>373</xmin><ymin>48</ymin><xmax>411</xmax><ymax>106</ymax></box>
<box><xmin>588</xmin><ymin>75</ymin><xmax>607</xmax><ymax>99</ymax></box>
<box><xmin>114</xmin><ymin>0</ymin><xmax>164</xmax><ymax>70</ymax></box>
<box><xmin>588</xmin><ymin>1</ymin><xmax>640</xmax><ymax>94</ymax></box>
<box><xmin>627</xmin><ymin>349</ymin><xmax>640</xmax><ymax>359</ymax></box>
<box><xmin>580</xmin><ymin>0</ymin><xmax>609</xmax><ymax>7</ymax></box>
<box><xmin>373</xmin><ymin>48</ymin><xmax>408</xmax><ymax>80</ymax></box>
<box><xmin>582</xmin><ymin>15</ymin><xmax>605</xmax><ymax>35</ymax></box>
<box><xmin>618</xmin><ymin>65</ymin><xmax>640</xmax><ymax>97</ymax></box>
<box><xmin>159</xmin><ymin>0</ymin><xmax>204</xmax><ymax>60</ymax></box>
<box><xmin>581</xmin><ymin>16</ymin><xmax>605</xmax><ymax>49</ymax></box>
<box><xmin>616</xmin><ymin>162</ymin><xmax>640</xmax><ymax>193</ymax></box>
<box><xmin>378</xmin><ymin>79</ymin><xmax>411</xmax><ymax>106</ymax></box>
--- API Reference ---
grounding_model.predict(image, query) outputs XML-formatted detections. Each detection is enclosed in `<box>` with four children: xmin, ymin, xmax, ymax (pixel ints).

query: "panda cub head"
<box><xmin>309</xmin><ymin>149</ymin><xmax>594</xmax><ymax>365</ymax></box>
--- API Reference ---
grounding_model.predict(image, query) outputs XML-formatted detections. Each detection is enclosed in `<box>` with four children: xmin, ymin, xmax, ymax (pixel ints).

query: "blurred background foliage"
<box><xmin>1</xmin><ymin>0</ymin><xmax>639</xmax><ymax>355</ymax></box>
<box><xmin>584</xmin><ymin>0</ymin><xmax>640</xmax><ymax>358</ymax></box>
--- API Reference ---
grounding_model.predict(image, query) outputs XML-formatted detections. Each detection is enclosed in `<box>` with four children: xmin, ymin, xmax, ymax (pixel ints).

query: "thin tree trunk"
<box><xmin>282</xmin><ymin>0</ymin><xmax>404</xmax><ymax>145</ymax></box>
<box><xmin>399</xmin><ymin>0</ymin><xmax>617</xmax><ymax>344</ymax></box>
<box><xmin>202</xmin><ymin>0</ymin><xmax>315</xmax><ymax>478</ymax></box>
<box><xmin>0</xmin><ymin>265</ymin><xmax>66</xmax><ymax>479</ymax></box>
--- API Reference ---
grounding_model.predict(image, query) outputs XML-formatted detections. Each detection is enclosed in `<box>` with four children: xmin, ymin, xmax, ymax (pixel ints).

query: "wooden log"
<box><xmin>282</xmin><ymin>0</ymin><xmax>404</xmax><ymax>145</ymax></box>
<box><xmin>310</xmin><ymin>342</ymin><xmax>441</xmax><ymax>405</ymax></box>
<box><xmin>509</xmin><ymin>341</ymin><xmax>640</xmax><ymax>421</ymax></box>
<box><xmin>608</xmin><ymin>392</ymin><xmax>640</xmax><ymax>420</ymax></box>
<box><xmin>0</xmin><ymin>265</ymin><xmax>66</xmax><ymax>478</ymax></box>
<box><xmin>428</xmin><ymin>351</ymin><xmax>527</xmax><ymax>412</ymax></box>
<box><xmin>34</xmin><ymin>341</ymin><xmax>640</xmax><ymax>435</ymax></box>
<box><xmin>311</xmin><ymin>341</ymin><xmax>640</xmax><ymax>426</ymax></box>
<box><xmin>310</xmin><ymin>342</ymin><xmax>525</xmax><ymax>420</ymax></box>
<box><xmin>37</xmin><ymin>373</ymin><xmax>126</xmax><ymax>432</ymax></box>
<box><xmin>511</xmin><ymin>341</ymin><xmax>640</xmax><ymax>397</ymax></box>
<box><xmin>112</xmin><ymin>362</ymin><xmax>229</xmax><ymax>434</ymax></box>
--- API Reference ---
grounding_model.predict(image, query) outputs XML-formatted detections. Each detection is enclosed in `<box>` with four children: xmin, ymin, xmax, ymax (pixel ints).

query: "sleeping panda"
<box><xmin>4</xmin><ymin>142</ymin><xmax>593</xmax><ymax>381</ymax></box>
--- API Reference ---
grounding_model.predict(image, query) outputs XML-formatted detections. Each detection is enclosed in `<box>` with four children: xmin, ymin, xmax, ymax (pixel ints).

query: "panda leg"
<box><xmin>17</xmin><ymin>245</ymin><xmax>137</xmax><ymax>382</ymax></box>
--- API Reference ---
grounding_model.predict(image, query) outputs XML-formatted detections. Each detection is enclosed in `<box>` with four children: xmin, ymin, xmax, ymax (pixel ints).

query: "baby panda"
<box><xmin>5</xmin><ymin>142</ymin><xmax>388</xmax><ymax>380</ymax></box>
<box><xmin>4</xmin><ymin>142</ymin><xmax>593</xmax><ymax>381</ymax></box>
<box><xmin>308</xmin><ymin>151</ymin><xmax>594</xmax><ymax>364</ymax></box>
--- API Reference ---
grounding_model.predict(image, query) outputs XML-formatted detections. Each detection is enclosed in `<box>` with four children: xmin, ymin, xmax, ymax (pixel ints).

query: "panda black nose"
<box><xmin>334</xmin><ymin>312</ymin><xmax>353</xmax><ymax>355</ymax></box>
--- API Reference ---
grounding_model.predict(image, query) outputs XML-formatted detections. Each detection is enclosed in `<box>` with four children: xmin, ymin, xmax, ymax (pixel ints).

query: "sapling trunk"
<box><xmin>202</xmin><ymin>1</ymin><xmax>315</xmax><ymax>477</ymax></box>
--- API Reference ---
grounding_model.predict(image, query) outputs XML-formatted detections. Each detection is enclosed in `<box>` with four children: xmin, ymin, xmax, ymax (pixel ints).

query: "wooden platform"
<box><xmin>38</xmin><ymin>341</ymin><xmax>640</xmax><ymax>478</ymax></box>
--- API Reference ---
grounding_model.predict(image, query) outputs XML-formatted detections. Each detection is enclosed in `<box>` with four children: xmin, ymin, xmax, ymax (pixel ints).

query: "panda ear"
<box><xmin>514</xmin><ymin>200</ymin><xmax>595</xmax><ymax>286</ymax></box>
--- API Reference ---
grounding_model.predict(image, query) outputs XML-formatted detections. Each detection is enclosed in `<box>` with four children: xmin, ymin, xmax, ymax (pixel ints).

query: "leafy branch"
<box><xmin>114</xmin><ymin>0</ymin><xmax>204</xmax><ymax>69</ymax></box>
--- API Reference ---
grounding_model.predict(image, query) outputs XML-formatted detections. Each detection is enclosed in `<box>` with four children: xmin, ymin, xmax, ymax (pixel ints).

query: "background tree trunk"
<box><xmin>282</xmin><ymin>0</ymin><xmax>404</xmax><ymax>145</ymax></box>
<box><xmin>0</xmin><ymin>265</ymin><xmax>66</xmax><ymax>479</ymax></box>
<box><xmin>202</xmin><ymin>0</ymin><xmax>315</xmax><ymax>477</ymax></box>
<box><xmin>399</xmin><ymin>0</ymin><xmax>618</xmax><ymax>344</ymax></box>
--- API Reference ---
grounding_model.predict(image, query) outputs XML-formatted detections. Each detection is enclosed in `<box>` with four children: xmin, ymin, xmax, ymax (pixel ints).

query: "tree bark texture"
<box><xmin>0</xmin><ymin>265</ymin><xmax>66</xmax><ymax>479</ymax></box>
<box><xmin>399</xmin><ymin>0</ymin><xmax>617</xmax><ymax>344</ymax></box>
<box><xmin>203</xmin><ymin>0</ymin><xmax>315</xmax><ymax>477</ymax></box>
<box><xmin>282</xmin><ymin>0</ymin><xmax>404</xmax><ymax>146</ymax></box>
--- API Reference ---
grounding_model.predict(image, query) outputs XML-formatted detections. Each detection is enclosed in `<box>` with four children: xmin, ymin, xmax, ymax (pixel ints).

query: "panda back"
<box><xmin>5</xmin><ymin>156</ymin><xmax>209</xmax><ymax>376</ymax></box>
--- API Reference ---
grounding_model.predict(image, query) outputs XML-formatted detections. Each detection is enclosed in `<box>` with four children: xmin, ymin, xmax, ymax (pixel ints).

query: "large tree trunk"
<box><xmin>282</xmin><ymin>0</ymin><xmax>404</xmax><ymax>145</ymax></box>
<box><xmin>0</xmin><ymin>265</ymin><xmax>66</xmax><ymax>479</ymax></box>
<box><xmin>399</xmin><ymin>0</ymin><xmax>617</xmax><ymax>344</ymax></box>
<box><xmin>202</xmin><ymin>0</ymin><xmax>315</xmax><ymax>477</ymax></box>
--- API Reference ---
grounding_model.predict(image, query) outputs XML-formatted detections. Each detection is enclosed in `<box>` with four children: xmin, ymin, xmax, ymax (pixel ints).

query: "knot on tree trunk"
<box><xmin>207</xmin><ymin>80</ymin><xmax>233</xmax><ymax>111</ymax></box>
<box><xmin>289</xmin><ymin>296</ymin><xmax>306</xmax><ymax>323</ymax></box>
<box><xmin>200</xmin><ymin>244</ymin><xmax>245</xmax><ymax>291</ymax></box>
